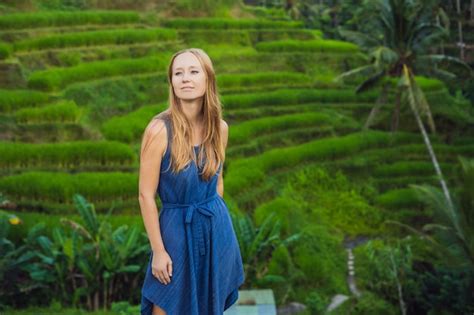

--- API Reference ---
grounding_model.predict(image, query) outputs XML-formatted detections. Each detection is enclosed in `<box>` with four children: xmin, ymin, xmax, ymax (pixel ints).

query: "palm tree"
<box><xmin>386</xmin><ymin>156</ymin><xmax>474</xmax><ymax>269</ymax></box>
<box><xmin>334</xmin><ymin>0</ymin><xmax>472</xmax><ymax>216</ymax></box>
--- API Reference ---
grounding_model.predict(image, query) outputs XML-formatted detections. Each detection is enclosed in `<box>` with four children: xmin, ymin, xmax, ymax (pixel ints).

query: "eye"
<box><xmin>192</xmin><ymin>70</ymin><xmax>199</xmax><ymax>74</ymax></box>
<box><xmin>174</xmin><ymin>72</ymin><xmax>181</xmax><ymax>75</ymax></box>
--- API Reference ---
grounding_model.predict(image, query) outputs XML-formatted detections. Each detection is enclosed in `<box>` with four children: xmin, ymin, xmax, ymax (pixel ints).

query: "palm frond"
<box><xmin>72</xmin><ymin>194</ymin><xmax>99</xmax><ymax>239</ymax></box>
<box><xmin>430</xmin><ymin>68</ymin><xmax>458</xmax><ymax>81</ymax></box>
<box><xmin>383</xmin><ymin>219</ymin><xmax>442</xmax><ymax>247</ymax></box>
<box><xmin>364</xmin><ymin>82</ymin><xmax>390</xmax><ymax>129</ymax></box>
<box><xmin>370</xmin><ymin>46</ymin><xmax>399</xmax><ymax>68</ymax></box>
<box><xmin>411</xmin><ymin>24</ymin><xmax>449</xmax><ymax>52</ymax></box>
<box><xmin>356</xmin><ymin>70</ymin><xmax>386</xmax><ymax>93</ymax></box>
<box><xmin>400</xmin><ymin>66</ymin><xmax>436</xmax><ymax>133</ymax></box>
<box><xmin>417</xmin><ymin>54</ymin><xmax>473</xmax><ymax>73</ymax></box>
<box><xmin>410</xmin><ymin>184</ymin><xmax>464</xmax><ymax>243</ymax></box>
<box><xmin>334</xmin><ymin>65</ymin><xmax>378</xmax><ymax>83</ymax></box>
<box><xmin>338</xmin><ymin>28</ymin><xmax>380</xmax><ymax>49</ymax></box>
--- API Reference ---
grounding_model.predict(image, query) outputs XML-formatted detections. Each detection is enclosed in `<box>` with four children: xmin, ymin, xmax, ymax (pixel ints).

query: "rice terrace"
<box><xmin>0</xmin><ymin>0</ymin><xmax>473</xmax><ymax>314</ymax></box>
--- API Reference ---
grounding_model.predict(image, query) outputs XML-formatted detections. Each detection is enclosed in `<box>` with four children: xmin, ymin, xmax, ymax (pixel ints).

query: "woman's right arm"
<box><xmin>138</xmin><ymin>118</ymin><xmax>167</xmax><ymax>253</ymax></box>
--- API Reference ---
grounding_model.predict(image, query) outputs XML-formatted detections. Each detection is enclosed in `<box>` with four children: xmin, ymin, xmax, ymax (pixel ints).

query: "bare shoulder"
<box><xmin>220</xmin><ymin>118</ymin><xmax>228</xmax><ymax>148</ymax></box>
<box><xmin>146</xmin><ymin>118</ymin><xmax>167</xmax><ymax>137</ymax></box>
<box><xmin>220</xmin><ymin>119</ymin><xmax>228</xmax><ymax>134</ymax></box>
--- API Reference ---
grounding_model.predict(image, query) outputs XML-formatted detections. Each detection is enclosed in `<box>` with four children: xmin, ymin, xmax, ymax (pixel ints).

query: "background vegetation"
<box><xmin>0</xmin><ymin>0</ymin><xmax>473</xmax><ymax>314</ymax></box>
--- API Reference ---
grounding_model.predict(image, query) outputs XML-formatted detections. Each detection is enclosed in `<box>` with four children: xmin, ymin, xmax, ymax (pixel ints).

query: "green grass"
<box><xmin>161</xmin><ymin>18</ymin><xmax>305</xmax><ymax>29</ymax></box>
<box><xmin>0</xmin><ymin>141</ymin><xmax>136</xmax><ymax>172</ymax></box>
<box><xmin>256</xmin><ymin>39</ymin><xmax>360</xmax><ymax>53</ymax></box>
<box><xmin>0</xmin><ymin>11</ymin><xmax>140</xmax><ymax>30</ymax></box>
<box><xmin>27</xmin><ymin>54</ymin><xmax>171</xmax><ymax>91</ymax></box>
<box><xmin>13</xmin><ymin>28</ymin><xmax>177</xmax><ymax>51</ymax></box>
<box><xmin>0</xmin><ymin>89</ymin><xmax>51</xmax><ymax>113</ymax></box>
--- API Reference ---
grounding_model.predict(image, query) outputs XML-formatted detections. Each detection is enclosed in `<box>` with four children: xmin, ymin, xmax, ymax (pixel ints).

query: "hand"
<box><xmin>151</xmin><ymin>249</ymin><xmax>173</xmax><ymax>285</ymax></box>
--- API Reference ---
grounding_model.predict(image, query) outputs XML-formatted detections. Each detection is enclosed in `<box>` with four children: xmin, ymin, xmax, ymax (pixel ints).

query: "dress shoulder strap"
<box><xmin>161</xmin><ymin>114</ymin><xmax>172</xmax><ymax>150</ymax></box>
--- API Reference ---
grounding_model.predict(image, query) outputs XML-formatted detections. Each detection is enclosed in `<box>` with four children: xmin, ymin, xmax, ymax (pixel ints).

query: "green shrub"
<box><xmin>283</xmin><ymin>166</ymin><xmax>385</xmax><ymax>236</ymax></box>
<box><xmin>253</xmin><ymin>197</ymin><xmax>306</xmax><ymax>236</ymax></box>
<box><xmin>0</xmin><ymin>42</ymin><xmax>12</xmax><ymax>59</ymax></box>
<box><xmin>225</xmin><ymin>130</ymin><xmax>411</xmax><ymax>197</ymax></box>
<box><xmin>14</xmin><ymin>100</ymin><xmax>80</xmax><ymax>123</ymax></box>
<box><xmin>101</xmin><ymin>104</ymin><xmax>167</xmax><ymax>143</ymax></box>
<box><xmin>305</xmin><ymin>290</ymin><xmax>331</xmax><ymax>314</ymax></box>
<box><xmin>352</xmin><ymin>239</ymin><xmax>416</xmax><ymax>314</ymax></box>
<box><xmin>0</xmin><ymin>89</ymin><xmax>51</xmax><ymax>113</ymax></box>
<box><xmin>0</xmin><ymin>141</ymin><xmax>136</xmax><ymax>170</ymax></box>
<box><xmin>291</xmin><ymin>225</ymin><xmax>347</xmax><ymax>296</ymax></box>
<box><xmin>62</xmin><ymin>73</ymin><xmax>168</xmax><ymax>123</ymax></box>
<box><xmin>351</xmin><ymin>291</ymin><xmax>398</xmax><ymax>315</ymax></box>
<box><xmin>375</xmin><ymin>188</ymin><xmax>424</xmax><ymax>209</ymax></box>
<box><xmin>5</xmin><ymin>211</ymin><xmax>144</xmax><ymax>244</ymax></box>
<box><xmin>56</xmin><ymin>50</ymin><xmax>82</xmax><ymax>66</ymax></box>
<box><xmin>0</xmin><ymin>172</ymin><xmax>139</xmax><ymax>212</ymax></box>
<box><xmin>373</xmin><ymin>161</ymin><xmax>454</xmax><ymax>177</ymax></box>
<box><xmin>265</xmin><ymin>244</ymin><xmax>294</xmax><ymax>304</ymax></box>
<box><xmin>28</xmin><ymin>54</ymin><xmax>171</xmax><ymax>91</ymax></box>
<box><xmin>0</xmin><ymin>194</ymin><xmax>148</xmax><ymax>311</ymax></box>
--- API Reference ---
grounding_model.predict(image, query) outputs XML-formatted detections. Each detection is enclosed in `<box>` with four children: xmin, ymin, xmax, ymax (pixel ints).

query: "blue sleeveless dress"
<box><xmin>140</xmin><ymin>117</ymin><xmax>245</xmax><ymax>315</ymax></box>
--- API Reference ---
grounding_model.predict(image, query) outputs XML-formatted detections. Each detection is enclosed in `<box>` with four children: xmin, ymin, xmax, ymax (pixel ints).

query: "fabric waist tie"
<box><xmin>161</xmin><ymin>193</ymin><xmax>220</xmax><ymax>256</ymax></box>
<box><xmin>160</xmin><ymin>193</ymin><xmax>221</xmax><ymax>314</ymax></box>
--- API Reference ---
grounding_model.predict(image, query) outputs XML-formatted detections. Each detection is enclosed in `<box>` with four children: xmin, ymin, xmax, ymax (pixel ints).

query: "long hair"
<box><xmin>142</xmin><ymin>48</ymin><xmax>224</xmax><ymax>181</ymax></box>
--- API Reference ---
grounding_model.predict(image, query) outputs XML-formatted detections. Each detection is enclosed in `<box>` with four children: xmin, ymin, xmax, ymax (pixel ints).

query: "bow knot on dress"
<box><xmin>162</xmin><ymin>194</ymin><xmax>220</xmax><ymax>257</ymax></box>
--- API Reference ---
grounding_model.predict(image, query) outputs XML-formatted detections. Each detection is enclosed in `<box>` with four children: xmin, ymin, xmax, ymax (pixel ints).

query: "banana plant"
<box><xmin>230</xmin><ymin>211</ymin><xmax>302</xmax><ymax>288</ymax></box>
<box><xmin>0</xmin><ymin>210</ymin><xmax>63</xmax><ymax>307</ymax></box>
<box><xmin>59</xmin><ymin>193</ymin><xmax>149</xmax><ymax>310</ymax></box>
<box><xmin>1</xmin><ymin>193</ymin><xmax>150</xmax><ymax>311</ymax></box>
<box><xmin>0</xmin><ymin>211</ymin><xmax>35</xmax><ymax>307</ymax></box>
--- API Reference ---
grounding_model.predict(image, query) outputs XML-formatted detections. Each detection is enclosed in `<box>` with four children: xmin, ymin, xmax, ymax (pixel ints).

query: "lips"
<box><xmin>181</xmin><ymin>87</ymin><xmax>194</xmax><ymax>90</ymax></box>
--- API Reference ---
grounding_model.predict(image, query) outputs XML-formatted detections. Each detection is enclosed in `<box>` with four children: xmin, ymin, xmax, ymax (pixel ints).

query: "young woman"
<box><xmin>138</xmin><ymin>48</ymin><xmax>245</xmax><ymax>315</ymax></box>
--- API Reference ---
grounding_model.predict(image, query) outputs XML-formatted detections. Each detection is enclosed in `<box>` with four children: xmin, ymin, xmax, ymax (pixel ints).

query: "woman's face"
<box><xmin>171</xmin><ymin>52</ymin><xmax>207</xmax><ymax>101</ymax></box>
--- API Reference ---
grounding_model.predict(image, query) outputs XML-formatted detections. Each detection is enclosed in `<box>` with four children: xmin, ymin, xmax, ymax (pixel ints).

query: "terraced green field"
<box><xmin>1</xmin><ymin>8</ymin><xmax>473</xmax><ymax>314</ymax></box>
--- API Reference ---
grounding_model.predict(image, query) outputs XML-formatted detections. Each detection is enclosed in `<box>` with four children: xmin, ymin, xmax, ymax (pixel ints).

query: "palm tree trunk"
<box><xmin>406</xmin><ymin>87</ymin><xmax>456</xmax><ymax>219</ymax></box>
<box><xmin>391</xmin><ymin>89</ymin><xmax>401</xmax><ymax>132</ymax></box>
<box><xmin>390</xmin><ymin>250</ymin><xmax>407</xmax><ymax>315</ymax></box>
<box><xmin>456</xmin><ymin>0</ymin><xmax>465</xmax><ymax>60</ymax></box>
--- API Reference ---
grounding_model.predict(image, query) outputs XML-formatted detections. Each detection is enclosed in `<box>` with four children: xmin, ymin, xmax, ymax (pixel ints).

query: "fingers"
<box><xmin>167</xmin><ymin>261</ymin><xmax>173</xmax><ymax>278</ymax></box>
<box><xmin>162</xmin><ymin>267</ymin><xmax>171</xmax><ymax>284</ymax></box>
<box><xmin>152</xmin><ymin>268</ymin><xmax>172</xmax><ymax>285</ymax></box>
<box><xmin>153</xmin><ymin>271</ymin><xmax>166</xmax><ymax>285</ymax></box>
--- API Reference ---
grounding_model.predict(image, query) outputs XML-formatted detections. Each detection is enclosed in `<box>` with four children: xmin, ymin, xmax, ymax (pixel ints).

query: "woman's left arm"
<box><xmin>217</xmin><ymin>119</ymin><xmax>228</xmax><ymax>197</ymax></box>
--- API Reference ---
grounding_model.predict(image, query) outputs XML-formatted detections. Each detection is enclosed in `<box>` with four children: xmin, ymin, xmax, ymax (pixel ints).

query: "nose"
<box><xmin>182</xmin><ymin>71</ymin><xmax>191</xmax><ymax>82</ymax></box>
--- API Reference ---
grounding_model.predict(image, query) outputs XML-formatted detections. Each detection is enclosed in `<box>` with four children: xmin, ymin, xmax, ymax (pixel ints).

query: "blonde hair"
<box><xmin>142</xmin><ymin>48</ymin><xmax>224</xmax><ymax>181</ymax></box>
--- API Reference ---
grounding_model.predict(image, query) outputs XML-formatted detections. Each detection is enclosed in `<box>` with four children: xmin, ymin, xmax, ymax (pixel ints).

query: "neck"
<box><xmin>180</xmin><ymin>98</ymin><xmax>204</xmax><ymax>127</ymax></box>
